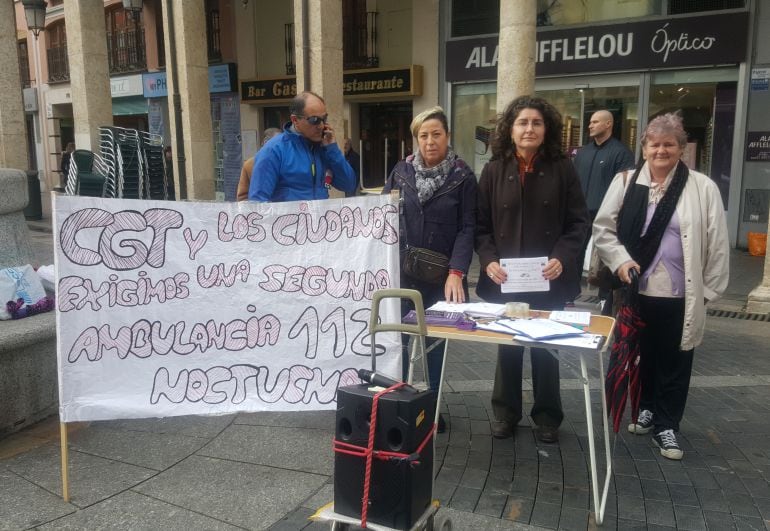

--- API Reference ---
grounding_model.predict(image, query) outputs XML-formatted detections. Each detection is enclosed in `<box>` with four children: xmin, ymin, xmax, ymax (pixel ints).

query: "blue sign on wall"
<box><xmin>143</xmin><ymin>64</ymin><xmax>237</xmax><ymax>98</ymax></box>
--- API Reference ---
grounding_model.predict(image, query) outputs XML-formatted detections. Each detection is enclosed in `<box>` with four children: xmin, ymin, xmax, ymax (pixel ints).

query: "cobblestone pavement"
<box><xmin>2</xmin><ymin>193</ymin><xmax>768</xmax><ymax>530</ymax></box>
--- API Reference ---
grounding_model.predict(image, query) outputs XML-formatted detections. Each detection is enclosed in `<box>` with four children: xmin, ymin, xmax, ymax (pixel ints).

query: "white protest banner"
<box><xmin>54</xmin><ymin>194</ymin><xmax>402</xmax><ymax>422</ymax></box>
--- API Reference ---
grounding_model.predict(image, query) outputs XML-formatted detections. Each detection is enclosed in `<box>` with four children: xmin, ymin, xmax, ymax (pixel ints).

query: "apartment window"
<box><xmin>342</xmin><ymin>0</ymin><xmax>367</xmax><ymax>69</ymax></box>
<box><xmin>284</xmin><ymin>23</ymin><xmax>295</xmax><ymax>75</ymax></box>
<box><xmin>156</xmin><ymin>1</ymin><xmax>166</xmax><ymax>68</ymax></box>
<box><xmin>342</xmin><ymin>0</ymin><xmax>378</xmax><ymax>69</ymax></box>
<box><xmin>106</xmin><ymin>6</ymin><xmax>147</xmax><ymax>73</ymax></box>
<box><xmin>206</xmin><ymin>0</ymin><xmax>222</xmax><ymax>63</ymax></box>
<box><xmin>18</xmin><ymin>40</ymin><xmax>31</xmax><ymax>88</ymax></box>
<box><xmin>46</xmin><ymin>22</ymin><xmax>69</xmax><ymax>83</ymax></box>
<box><xmin>452</xmin><ymin>0</ymin><xmax>499</xmax><ymax>37</ymax></box>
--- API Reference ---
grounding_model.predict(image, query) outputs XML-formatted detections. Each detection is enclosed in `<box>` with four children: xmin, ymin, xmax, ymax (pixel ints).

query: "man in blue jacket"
<box><xmin>248</xmin><ymin>91</ymin><xmax>357</xmax><ymax>202</ymax></box>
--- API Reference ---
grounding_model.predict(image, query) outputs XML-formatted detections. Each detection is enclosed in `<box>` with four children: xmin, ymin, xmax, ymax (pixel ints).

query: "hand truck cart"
<box><xmin>312</xmin><ymin>288</ymin><xmax>452</xmax><ymax>531</ymax></box>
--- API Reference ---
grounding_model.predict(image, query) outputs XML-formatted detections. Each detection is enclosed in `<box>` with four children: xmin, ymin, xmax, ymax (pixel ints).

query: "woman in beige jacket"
<box><xmin>593</xmin><ymin>113</ymin><xmax>729</xmax><ymax>460</ymax></box>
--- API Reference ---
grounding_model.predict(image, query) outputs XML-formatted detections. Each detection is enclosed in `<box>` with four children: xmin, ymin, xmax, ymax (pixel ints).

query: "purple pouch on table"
<box><xmin>402</xmin><ymin>309</ymin><xmax>476</xmax><ymax>330</ymax></box>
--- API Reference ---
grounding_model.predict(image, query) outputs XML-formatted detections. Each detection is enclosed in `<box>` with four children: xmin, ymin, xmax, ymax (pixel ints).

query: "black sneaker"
<box><xmin>628</xmin><ymin>409</ymin><xmax>654</xmax><ymax>435</ymax></box>
<box><xmin>653</xmin><ymin>429</ymin><xmax>683</xmax><ymax>460</ymax></box>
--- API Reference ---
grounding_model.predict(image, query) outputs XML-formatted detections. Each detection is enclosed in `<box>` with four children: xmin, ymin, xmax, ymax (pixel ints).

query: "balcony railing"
<box><xmin>47</xmin><ymin>45</ymin><xmax>70</xmax><ymax>83</ymax></box>
<box><xmin>207</xmin><ymin>9</ymin><xmax>222</xmax><ymax>63</ymax></box>
<box><xmin>18</xmin><ymin>43</ymin><xmax>31</xmax><ymax>88</ymax></box>
<box><xmin>107</xmin><ymin>28</ymin><xmax>147</xmax><ymax>73</ymax></box>
<box><xmin>343</xmin><ymin>10</ymin><xmax>378</xmax><ymax>70</ymax></box>
<box><xmin>284</xmin><ymin>23</ymin><xmax>295</xmax><ymax>75</ymax></box>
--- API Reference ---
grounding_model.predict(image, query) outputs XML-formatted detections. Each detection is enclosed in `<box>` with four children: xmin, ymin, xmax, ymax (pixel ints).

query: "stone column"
<box><xmin>63</xmin><ymin>0</ymin><xmax>113</xmax><ymax>152</ymax></box>
<box><xmin>496</xmin><ymin>0</ymin><xmax>537</xmax><ymax>113</ymax></box>
<box><xmin>0</xmin><ymin>170</ymin><xmax>34</xmax><ymax>269</ymax></box>
<box><xmin>0</xmin><ymin>1</ymin><xmax>29</xmax><ymax>171</ymax></box>
<box><xmin>747</xmin><ymin>227</ymin><xmax>770</xmax><ymax>314</ymax></box>
<box><xmin>412</xmin><ymin>0</ymin><xmax>439</xmax><ymax>117</ymax></box>
<box><xmin>293</xmin><ymin>0</ymin><xmax>345</xmax><ymax>198</ymax></box>
<box><xmin>161</xmin><ymin>0</ymin><xmax>214</xmax><ymax>200</ymax></box>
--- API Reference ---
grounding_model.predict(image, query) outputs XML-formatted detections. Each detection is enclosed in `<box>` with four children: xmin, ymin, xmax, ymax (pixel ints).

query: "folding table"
<box><xmin>423</xmin><ymin>313</ymin><xmax>616</xmax><ymax>525</ymax></box>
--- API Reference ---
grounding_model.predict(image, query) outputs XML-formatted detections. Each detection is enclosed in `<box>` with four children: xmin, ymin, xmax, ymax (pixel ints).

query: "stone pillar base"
<box><xmin>747</xmin><ymin>284</ymin><xmax>770</xmax><ymax>314</ymax></box>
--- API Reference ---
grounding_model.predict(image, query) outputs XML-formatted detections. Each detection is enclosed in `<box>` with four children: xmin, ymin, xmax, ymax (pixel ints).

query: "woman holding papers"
<box><xmin>593</xmin><ymin>113</ymin><xmax>729</xmax><ymax>460</ymax></box>
<box><xmin>383</xmin><ymin>106</ymin><xmax>478</xmax><ymax>432</ymax></box>
<box><xmin>476</xmin><ymin>96</ymin><xmax>590</xmax><ymax>443</ymax></box>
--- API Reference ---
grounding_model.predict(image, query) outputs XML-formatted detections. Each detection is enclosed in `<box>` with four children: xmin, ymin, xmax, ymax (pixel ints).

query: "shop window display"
<box><xmin>451</xmin><ymin>83</ymin><xmax>497</xmax><ymax>175</ymax></box>
<box><xmin>650</xmin><ymin>68</ymin><xmax>738</xmax><ymax>207</ymax></box>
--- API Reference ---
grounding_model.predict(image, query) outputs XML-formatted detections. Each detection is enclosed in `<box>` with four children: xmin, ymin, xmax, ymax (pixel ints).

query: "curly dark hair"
<box><xmin>490</xmin><ymin>96</ymin><xmax>564</xmax><ymax>162</ymax></box>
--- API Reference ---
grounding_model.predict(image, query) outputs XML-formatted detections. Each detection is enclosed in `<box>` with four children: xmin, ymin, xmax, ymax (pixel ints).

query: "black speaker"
<box><xmin>334</xmin><ymin>384</ymin><xmax>435</xmax><ymax>530</ymax></box>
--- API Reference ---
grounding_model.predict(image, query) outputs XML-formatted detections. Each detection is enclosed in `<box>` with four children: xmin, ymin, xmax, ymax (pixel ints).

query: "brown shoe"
<box><xmin>491</xmin><ymin>421</ymin><xmax>514</xmax><ymax>439</ymax></box>
<box><xmin>535</xmin><ymin>425</ymin><xmax>559</xmax><ymax>443</ymax></box>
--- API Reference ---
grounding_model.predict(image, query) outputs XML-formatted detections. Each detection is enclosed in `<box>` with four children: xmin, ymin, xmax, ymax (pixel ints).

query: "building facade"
<box><xmin>442</xmin><ymin>0</ymin><xmax>767</xmax><ymax>250</ymax></box>
<box><xmin>14</xmin><ymin>0</ymin><xmax>237</xmax><ymax>198</ymax></box>
<box><xmin>237</xmin><ymin>0</ymin><xmax>439</xmax><ymax>194</ymax></box>
<box><xmin>11</xmin><ymin>0</ymin><xmax>769</xmax><ymax>256</ymax></box>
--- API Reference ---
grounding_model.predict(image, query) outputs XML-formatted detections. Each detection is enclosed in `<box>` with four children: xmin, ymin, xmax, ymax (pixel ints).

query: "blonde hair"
<box><xmin>410</xmin><ymin>106</ymin><xmax>449</xmax><ymax>138</ymax></box>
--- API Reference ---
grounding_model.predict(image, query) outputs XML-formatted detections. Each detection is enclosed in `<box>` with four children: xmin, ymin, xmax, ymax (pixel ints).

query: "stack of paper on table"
<box><xmin>427</xmin><ymin>301</ymin><xmax>506</xmax><ymax>319</ymax></box>
<box><xmin>549</xmin><ymin>310</ymin><xmax>591</xmax><ymax>326</ymax></box>
<box><xmin>477</xmin><ymin>318</ymin><xmax>603</xmax><ymax>349</ymax></box>
<box><xmin>478</xmin><ymin>318</ymin><xmax>584</xmax><ymax>339</ymax></box>
<box><xmin>513</xmin><ymin>333</ymin><xmax>604</xmax><ymax>349</ymax></box>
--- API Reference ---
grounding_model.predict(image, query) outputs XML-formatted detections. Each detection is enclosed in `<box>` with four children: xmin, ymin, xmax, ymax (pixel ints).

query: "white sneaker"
<box><xmin>653</xmin><ymin>429</ymin><xmax>684</xmax><ymax>460</ymax></box>
<box><xmin>628</xmin><ymin>409</ymin><xmax>654</xmax><ymax>435</ymax></box>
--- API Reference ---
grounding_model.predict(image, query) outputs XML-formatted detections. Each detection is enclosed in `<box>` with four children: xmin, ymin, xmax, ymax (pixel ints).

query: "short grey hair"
<box><xmin>410</xmin><ymin>106</ymin><xmax>449</xmax><ymax>138</ymax></box>
<box><xmin>642</xmin><ymin>113</ymin><xmax>688</xmax><ymax>148</ymax></box>
<box><xmin>262</xmin><ymin>128</ymin><xmax>281</xmax><ymax>145</ymax></box>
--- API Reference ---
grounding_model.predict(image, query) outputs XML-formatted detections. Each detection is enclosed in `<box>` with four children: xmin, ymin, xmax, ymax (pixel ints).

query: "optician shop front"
<box><xmin>445</xmin><ymin>11</ymin><xmax>749</xmax><ymax>241</ymax></box>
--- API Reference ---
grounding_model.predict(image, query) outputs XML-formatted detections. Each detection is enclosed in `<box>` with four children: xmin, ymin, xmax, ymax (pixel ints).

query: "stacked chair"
<box><xmin>65</xmin><ymin>149</ymin><xmax>109</xmax><ymax>197</ymax></box>
<box><xmin>139</xmin><ymin>131</ymin><xmax>169</xmax><ymax>200</ymax></box>
<box><xmin>66</xmin><ymin>126</ymin><xmax>171</xmax><ymax>201</ymax></box>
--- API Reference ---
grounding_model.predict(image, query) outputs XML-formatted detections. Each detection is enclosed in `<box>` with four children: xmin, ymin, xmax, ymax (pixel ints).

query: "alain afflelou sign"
<box><xmin>445</xmin><ymin>11</ymin><xmax>749</xmax><ymax>82</ymax></box>
<box><xmin>241</xmin><ymin>65</ymin><xmax>423</xmax><ymax>104</ymax></box>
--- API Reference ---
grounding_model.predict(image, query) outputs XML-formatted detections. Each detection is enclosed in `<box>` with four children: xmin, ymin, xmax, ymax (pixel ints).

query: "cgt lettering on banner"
<box><xmin>537</xmin><ymin>33</ymin><xmax>633</xmax><ymax>63</ymax></box>
<box><xmin>59</xmin><ymin>208</ymin><xmax>183</xmax><ymax>270</ymax></box>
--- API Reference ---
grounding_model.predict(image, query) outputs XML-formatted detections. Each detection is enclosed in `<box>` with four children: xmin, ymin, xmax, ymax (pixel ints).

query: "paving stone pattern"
<box><xmin>2</xmin><ymin>205</ymin><xmax>769</xmax><ymax>530</ymax></box>
<box><xmin>1</xmin><ymin>314</ymin><xmax>768</xmax><ymax>530</ymax></box>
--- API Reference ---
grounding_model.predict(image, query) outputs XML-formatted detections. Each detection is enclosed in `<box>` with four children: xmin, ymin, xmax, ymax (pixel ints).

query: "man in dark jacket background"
<box><xmin>573</xmin><ymin>110</ymin><xmax>635</xmax><ymax>313</ymax></box>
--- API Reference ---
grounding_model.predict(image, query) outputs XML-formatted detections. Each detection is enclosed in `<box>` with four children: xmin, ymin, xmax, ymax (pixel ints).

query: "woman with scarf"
<box><xmin>476</xmin><ymin>96</ymin><xmax>589</xmax><ymax>444</ymax></box>
<box><xmin>383</xmin><ymin>106</ymin><xmax>477</xmax><ymax>432</ymax></box>
<box><xmin>593</xmin><ymin>113</ymin><xmax>729</xmax><ymax>460</ymax></box>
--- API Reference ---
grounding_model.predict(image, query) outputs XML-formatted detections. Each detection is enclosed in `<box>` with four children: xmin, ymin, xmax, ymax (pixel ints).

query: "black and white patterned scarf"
<box><xmin>412</xmin><ymin>149</ymin><xmax>457</xmax><ymax>204</ymax></box>
<box><xmin>617</xmin><ymin>160</ymin><xmax>689</xmax><ymax>273</ymax></box>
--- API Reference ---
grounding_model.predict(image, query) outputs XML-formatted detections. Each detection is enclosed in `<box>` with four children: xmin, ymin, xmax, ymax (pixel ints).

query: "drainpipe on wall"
<box><xmin>164</xmin><ymin>0</ymin><xmax>187</xmax><ymax>200</ymax></box>
<box><xmin>301</xmin><ymin>0</ymin><xmax>310</xmax><ymax>90</ymax></box>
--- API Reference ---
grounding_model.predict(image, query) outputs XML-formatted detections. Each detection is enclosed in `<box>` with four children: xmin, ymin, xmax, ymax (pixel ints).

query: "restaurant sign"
<box><xmin>241</xmin><ymin>66</ymin><xmax>422</xmax><ymax>103</ymax></box>
<box><xmin>446</xmin><ymin>11</ymin><xmax>749</xmax><ymax>81</ymax></box>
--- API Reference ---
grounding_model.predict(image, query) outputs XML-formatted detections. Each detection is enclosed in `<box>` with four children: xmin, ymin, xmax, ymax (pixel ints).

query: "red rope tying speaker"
<box><xmin>332</xmin><ymin>382</ymin><xmax>435</xmax><ymax>529</ymax></box>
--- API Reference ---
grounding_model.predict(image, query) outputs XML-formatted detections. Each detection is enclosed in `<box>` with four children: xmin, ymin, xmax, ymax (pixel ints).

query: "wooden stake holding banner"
<box><xmin>60</xmin><ymin>421</ymin><xmax>69</xmax><ymax>502</ymax></box>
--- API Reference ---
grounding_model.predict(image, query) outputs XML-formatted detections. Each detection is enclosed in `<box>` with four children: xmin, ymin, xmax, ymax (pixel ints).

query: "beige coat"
<box><xmin>593</xmin><ymin>163</ymin><xmax>730</xmax><ymax>350</ymax></box>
